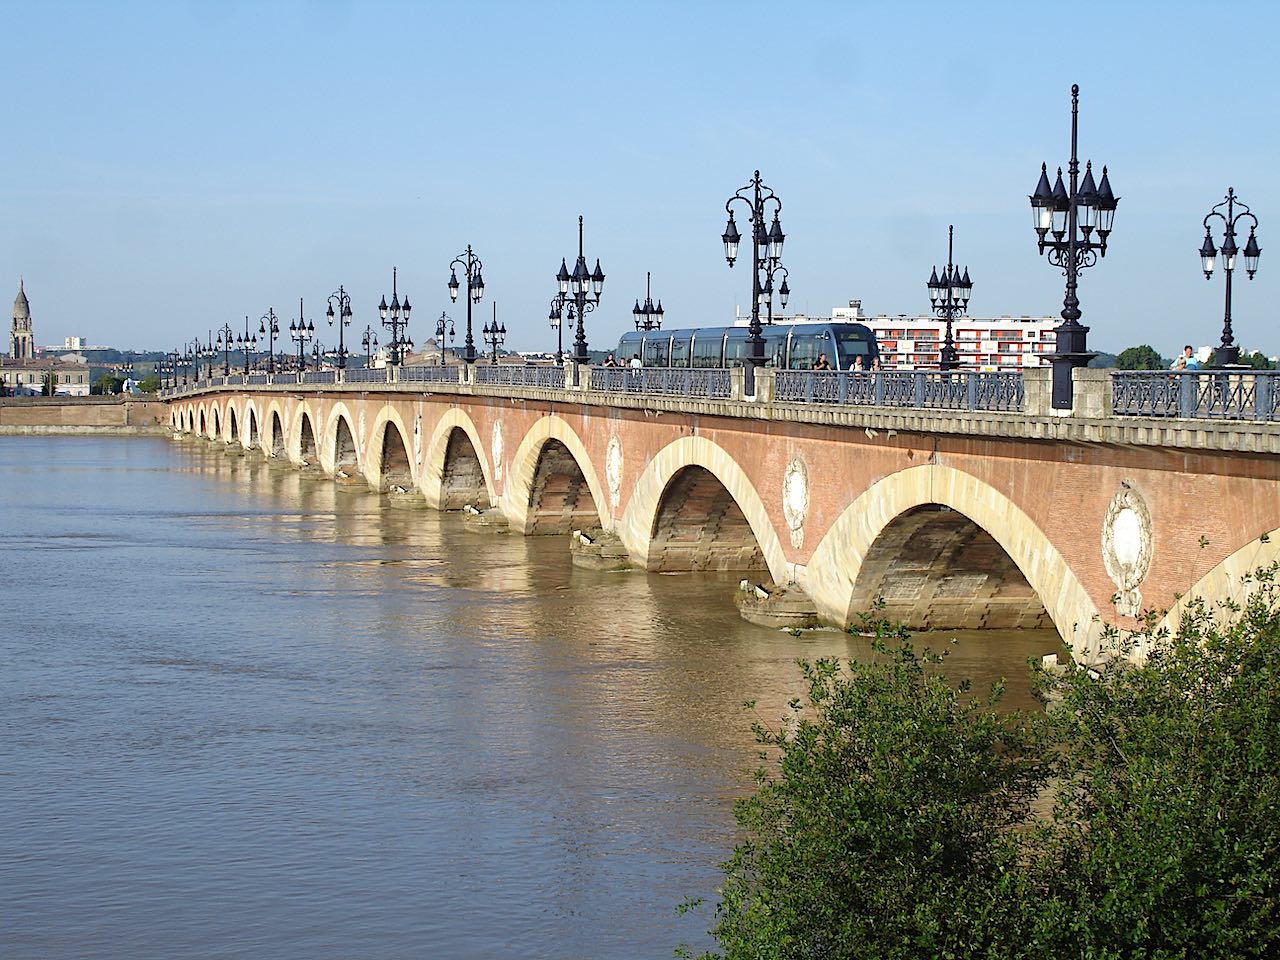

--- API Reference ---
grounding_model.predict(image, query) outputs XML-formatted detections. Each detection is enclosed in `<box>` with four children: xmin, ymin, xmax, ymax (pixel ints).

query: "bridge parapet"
<box><xmin>162</xmin><ymin>365</ymin><xmax>1280</xmax><ymax>454</ymax></box>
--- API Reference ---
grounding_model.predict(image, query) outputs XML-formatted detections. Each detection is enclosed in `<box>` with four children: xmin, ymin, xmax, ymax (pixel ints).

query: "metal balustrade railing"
<box><xmin>593</xmin><ymin>366</ymin><xmax>732</xmax><ymax>398</ymax></box>
<box><xmin>473</xmin><ymin>364</ymin><xmax>568</xmax><ymax>389</ymax></box>
<box><xmin>301</xmin><ymin>370</ymin><xmax>337</xmax><ymax>385</ymax></box>
<box><xmin>246</xmin><ymin>374</ymin><xmax>269</xmax><ymax>385</ymax></box>
<box><xmin>343</xmin><ymin>368</ymin><xmax>387</xmax><ymax>384</ymax></box>
<box><xmin>400</xmin><ymin>365</ymin><xmax>463</xmax><ymax>384</ymax></box>
<box><xmin>1112</xmin><ymin>370</ymin><xmax>1280</xmax><ymax>421</ymax></box>
<box><xmin>774</xmin><ymin>369</ymin><xmax>1024</xmax><ymax>412</ymax></box>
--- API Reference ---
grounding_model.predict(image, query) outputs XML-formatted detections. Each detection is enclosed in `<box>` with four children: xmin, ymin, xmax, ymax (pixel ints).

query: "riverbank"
<box><xmin>0</xmin><ymin>396</ymin><xmax>168</xmax><ymax>435</ymax></box>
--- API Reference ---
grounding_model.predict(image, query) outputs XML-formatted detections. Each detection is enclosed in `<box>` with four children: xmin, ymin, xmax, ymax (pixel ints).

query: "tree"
<box><xmin>1088</xmin><ymin>350</ymin><xmax>1120</xmax><ymax>369</ymax></box>
<box><xmin>41</xmin><ymin>371</ymin><xmax>57</xmax><ymax>396</ymax></box>
<box><xmin>688</xmin><ymin>566</ymin><xmax>1280</xmax><ymax>959</ymax></box>
<box><xmin>1208</xmin><ymin>349</ymin><xmax>1275</xmax><ymax>370</ymax></box>
<box><xmin>92</xmin><ymin>373</ymin><xmax>123</xmax><ymax>395</ymax></box>
<box><xmin>136</xmin><ymin>375</ymin><xmax>160</xmax><ymax>393</ymax></box>
<box><xmin>1115</xmin><ymin>344</ymin><xmax>1166</xmax><ymax>370</ymax></box>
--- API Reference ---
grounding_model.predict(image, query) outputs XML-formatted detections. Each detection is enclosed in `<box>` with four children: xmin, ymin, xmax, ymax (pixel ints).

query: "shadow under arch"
<box><xmin>366</xmin><ymin>405</ymin><xmax>415</xmax><ymax>491</ymax></box>
<box><xmin>421</xmin><ymin>408</ymin><xmax>494</xmax><ymax>510</ymax></box>
<box><xmin>210</xmin><ymin>407</ymin><xmax>220</xmax><ymax>439</ymax></box>
<box><xmin>619</xmin><ymin>435</ymin><xmax>788</xmax><ymax>586</ymax></box>
<box><xmin>198</xmin><ymin>408</ymin><xmax>207</xmax><ymax>436</ymax></box>
<box><xmin>802</xmin><ymin>464</ymin><xmax>1100</xmax><ymax>658</ymax></box>
<box><xmin>227</xmin><ymin>405</ymin><xmax>239</xmax><ymax>443</ymax></box>
<box><xmin>245</xmin><ymin>404</ymin><xmax>260</xmax><ymax>450</ymax></box>
<box><xmin>505</xmin><ymin>416</ymin><xmax>607</xmax><ymax>535</ymax></box>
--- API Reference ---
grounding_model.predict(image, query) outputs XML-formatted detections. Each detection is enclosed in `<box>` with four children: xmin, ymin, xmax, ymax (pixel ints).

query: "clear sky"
<box><xmin>2</xmin><ymin>0</ymin><xmax>1277</xmax><ymax>357</ymax></box>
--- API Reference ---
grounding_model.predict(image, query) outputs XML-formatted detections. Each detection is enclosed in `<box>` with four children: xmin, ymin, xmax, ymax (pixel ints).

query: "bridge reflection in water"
<box><xmin>168</xmin><ymin>365</ymin><xmax>1280</xmax><ymax>663</ymax></box>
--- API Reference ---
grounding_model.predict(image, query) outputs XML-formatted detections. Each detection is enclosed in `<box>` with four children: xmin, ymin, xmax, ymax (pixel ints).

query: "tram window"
<box><xmin>723</xmin><ymin>332</ymin><xmax>752</xmax><ymax>368</ymax></box>
<box><xmin>670</xmin><ymin>336</ymin><xmax>690</xmax><ymax>368</ymax></box>
<box><xmin>835</xmin><ymin>331</ymin><xmax>874</xmax><ymax>369</ymax></box>
<box><xmin>691</xmin><ymin>334</ymin><xmax>724</xmax><ymax>368</ymax></box>
<box><xmin>788</xmin><ymin>331</ymin><xmax>830</xmax><ymax>369</ymax></box>
<box><xmin>763</xmin><ymin>328</ymin><xmax>787</xmax><ymax>368</ymax></box>
<box><xmin>643</xmin><ymin>336</ymin><xmax>670</xmax><ymax>367</ymax></box>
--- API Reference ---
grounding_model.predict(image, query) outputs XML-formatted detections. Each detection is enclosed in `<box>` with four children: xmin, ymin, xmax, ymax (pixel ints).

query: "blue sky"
<box><xmin>2</xmin><ymin>0</ymin><xmax>1277</xmax><ymax>357</ymax></box>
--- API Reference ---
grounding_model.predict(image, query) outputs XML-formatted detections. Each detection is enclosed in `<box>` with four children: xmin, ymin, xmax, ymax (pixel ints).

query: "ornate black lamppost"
<box><xmin>214</xmin><ymin>322</ymin><xmax>235</xmax><ymax>376</ymax></box>
<box><xmin>202</xmin><ymin>331</ymin><xmax>217</xmax><ymax>380</ymax></box>
<box><xmin>435</xmin><ymin>312</ymin><xmax>455</xmax><ymax>366</ymax></box>
<box><xmin>378</xmin><ymin>267</ymin><xmax>413</xmax><ymax>366</ymax></box>
<box><xmin>361</xmin><ymin>325</ymin><xmax>378</xmax><ymax>367</ymax></box>
<box><xmin>548</xmin><ymin>297</ymin><xmax>566</xmax><ymax>363</ymax></box>
<box><xmin>926</xmin><ymin>225</ymin><xmax>973</xmax><ymax>372</ymax></box>
<box><xmin>722</xmin><ymin>170</ymin><xmax>786</xmax><ymax>392</ymax></box>
<box><xmin>483</xmin><ymin>303</ymin><xmax>506</xmax><ymax>362</ymax></box>
<box><xmin>289</xmin><ymin>299</ymin><xmax>314</xmax><ymax>372</ymax></box>
<box><xmin>1199</xmin><ymin>188</ymin><xmax>1261</xmax><ymax>366</ymax></box>
<box><xmin>447</xmin><ymin>246</ymin><xmax>485</xmax><ymax>365</ymax></box>
<box><xmin>235</xmin><ymin>316</ymin><xmax>257</xmax><ymax>374</ymax></box>
<box><xmin>325</xmin><ymin>286</ymin><xmax>353</xmax><ymax>369</ymax></box>
<box><xmin>763</xmin><ymin>264</ymin><xmax>790</xmax><ymax>327</ymax></box>
<box><xmin>259</xmin><ymin>307</ymin><xmax>280</xmax><ymax>374</ymax></box>
<box><xmin>554</xmin><ymin>216</ymin><xmax>605</xmax><ymax>366</ymax></box>
<box><xmin>1029</xmin><ymin>84</ymin><xmax>1118</xmax><ymax>409</ymax></box>
<box><xmin>632</xmin><ymin>272</ymin><xmax>665</xmax><ymax>330</ymax></box>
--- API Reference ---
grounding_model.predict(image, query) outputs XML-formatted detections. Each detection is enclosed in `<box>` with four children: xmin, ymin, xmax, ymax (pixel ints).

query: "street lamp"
<box><xmin>202</xmin><ymin>331</ymin><xmax>217</xmax><ymax>380</ymax></box>
<box><xmin>259</xmin><ymin>307</ymin><xmax>280</xmax><ymax>374</ymax></box>
<box><xmin>447</xmin><ymin>245</ymin><xmax>485</xmax><ymax>365</ymax></box>
<box><xmin>325</xmin><ymin>286</ymin><xmax>353</xmax><ymax>369</ymax></box>
<box><xmin>361</xmin><ymin>325</ymin><xmax>379</xmax><ymax>367</ymax></box>
<box><xmin>927</xmin><ymin>225</ymin><xmax>973</xmax><ymax>372</ymax></box>
<box><xmin>235</xmin><ymin>315</ymin><xmax>258</xmax><ymax>374</ymax></box>
<box><xmin>289</xmin><ymin>298</ymin><xmax>314</xmax><ymax>372</ymax></box>
<box><xmin>435</xmin><ymin>312</ymin><xmax>455</xmax><ymax>366</ymax></box>
<box><xmin>1199</xmin><ymin>187</ymin><xmax>1261</xmax><ymax>366</ymax></box>
<box><xmin>553</xmin><ymin>216</ymin><xmax>604</xmax><ymax>366</ymax></box>
<box><xmin>763</xmin><ymin>264</ymin><xmax>790</xmax><ymax>327</ymax></box>
<box><xmin>378</xmin><ymin>267</ymin><xmax>413</xmax><ymax>366</ymax></box>
<box><xmin>482</xmin><ymin>303</ymin><xmax>506</xmax><ymax>363</ymax></box>
<box><xmin>632</xmin><ymin>272</ymin><xmax>665</xmax><ymax>331</ymax></box>
<box><xmin>1029</xmin><ymin>83</ymin><xmax>1118</xmax><ymax>409</ymax></box>
<box><xmin>184</xmin><ymin>339</ymin><xmax>200</xmax><ymax>384</ymax></box>
<box><xmin>548</xmin><ymin>298</ymin><xmax>565</xmax><ymax>363</ymax></box>
<box><xmin>214</xmin><ymin>322</ymin><xmax>235</xmax><ymax>376</ymax></box>
<box><xmin>722</xmin><ymin>170</ymin><xmax>786</xmax><ymax>392</ymax></box>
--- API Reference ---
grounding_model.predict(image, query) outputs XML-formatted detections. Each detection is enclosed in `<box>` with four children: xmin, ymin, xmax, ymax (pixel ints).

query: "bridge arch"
<box><xmin>366</xmin><ymin>406</ymin><xmax>415</xmax><ymax>491</ymax></box>
<box><xmin>506</xmin><ymin>416</ymin><xmax>608</xmax><ymax>535</ymax></box>
<box><xmin>421</xmin><ymin>408</ymin><xmax>494</xmax><ymax>510</ymax></box>
<box><xmin>226</xmin><ymin>404</ymin><xmax>239</xmax><ymax>443</ymax></box>
<box><xmin>290</xmin><ymin>402</ymin><xmax>319</xmax><ymax>465</ymax></box>
<box><xmin>266</xmin><ymin>405</ymin><xmax>286</xmax><ymax>458</ymax></box>
<box><xmin>620</xmin><ymin>435</ymin><xmax>788</xmax><ymax>584</ymax></box>
<box><xmin>210</xmin><ymin>406</ymin><xmax>220</xmax><ymax>439</ymax></box>
<box><xmin>198</xmin><ymin>407</ymin><xmax>208</xmax><ymax>437</ymax></box>
<box><xmin>1156</xmin><ymin>524</ymin><xmax>1280</xmax><ymax>637</ymax></box>
<box><xmin>802</xmin><ymin>464</ymin><xmax>1100</xmax><ymax>658</ymax></box>
<box><xmin>322</xmin><ymin>403</ymin><xmax>361</xmax><ymax>477</ymax></box>
<box><xmin>244</xmin><ymin>401</ymin><xmax>261</xmax><ymax>451</ymax></box>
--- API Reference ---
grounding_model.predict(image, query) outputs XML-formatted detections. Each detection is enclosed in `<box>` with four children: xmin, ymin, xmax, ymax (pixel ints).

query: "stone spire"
<box><xmin>11</xmin><ymin>277</ymin><xmax>34</xmax><ymax>360</ymax></box>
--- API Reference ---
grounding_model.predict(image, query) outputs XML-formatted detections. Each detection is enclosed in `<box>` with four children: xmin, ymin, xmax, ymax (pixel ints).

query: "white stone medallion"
<box><xmin>1101</xmin><ymin>483</ymin><xmax>1153</xmax><ymax>617</ymax></box>
<box><xmin>782</xmin><ymin>457</ymin><xmax>809</xmax><ymax>549</ymax></box>
<box><xmin>605</xmin><ymin>435</ymin><xmax>623</xmax><ymax>510</ymax></box>
<box><xmin>491</xmin><ymin>421</ymin><xmax>504</xmax><ymax>483</ymax></box>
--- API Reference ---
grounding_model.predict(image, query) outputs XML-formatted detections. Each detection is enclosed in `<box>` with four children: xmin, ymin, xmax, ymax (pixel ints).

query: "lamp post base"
<box><xmin>1049</xmin><ymin>321</ymin><xmax>1094</xmax><ymax>411</ymax></box>
<box><xmin>1214</xmin><ymin>344</ymin><xmax>1241</xmax><ymax>367</ymax></box>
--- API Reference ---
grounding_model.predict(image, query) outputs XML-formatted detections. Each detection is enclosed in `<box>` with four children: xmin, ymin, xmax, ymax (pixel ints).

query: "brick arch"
<box><xmin>322</xmin><ymin>402</ymin><xmax>360</xmax><ymax>476</ymax></box>
<box><xmin>647</xmin><ymin>466</ymin><xmax>770</xmax><ymax>574</ymax></box>
<box><xmin>1156</xmin><ymin>524</ymin><xmax>1280</xmax><ymax>638</ymax></box>
<box><xmin>198</xmin><ymin>407</ymin><xmax>207</xmax><ymax>436</ymax></box>
<box><xmin>619</xmin><ymin>435</ymin><xmax>789</xmax><ymax>587</ymax></box>
<box><xmin>244</xmin><ymin>401</ymin><xmax>261</xmax><ymax>450</ymax></box>
<box><xmin>210</xmin><ymin>406</ymin><xmax>220</xmax><ymax>439</ymax></box>
<box><xmin>267</xmin><ymin>409</ymin><xmax>286</xmax><ymax>458</ymax></box>
<box><xmin>421</xmin><ymin>409</ymin><xmax>495</xmax><ymax>510</ymax></box>
<box><xmin>846</xmin><ymin>505</ymin><xmax>1050</xmax><ymax>630</ymax></box>
<box><xmin>801</xmin><ymin>464</ymin><xmax>1101</xmax><ymax>659</ymax></box>
<box><xmin>505</xmin><ymin>416</ymin><xmax>607</xmax><ymax>535</ymax></box>
<box><xmin>291</xmin><ymin>403</ymin><xmax>319</xmax><ymax>465</ymax></box>
<box><xmin>226</xmin><ymin>404</ymin><xmax>239</xmax><ymax>442</ymax></box>
<box><xmin>367</xmin><ymin>406</ymin><xmax>415</xmax><ymax>491</ymax></box>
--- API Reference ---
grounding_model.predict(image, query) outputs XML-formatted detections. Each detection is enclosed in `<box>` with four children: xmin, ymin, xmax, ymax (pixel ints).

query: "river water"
<box><xmin>0</xmin><ymin>436</ymin><xmax>1060</xmax><ymax>959</ymax></box>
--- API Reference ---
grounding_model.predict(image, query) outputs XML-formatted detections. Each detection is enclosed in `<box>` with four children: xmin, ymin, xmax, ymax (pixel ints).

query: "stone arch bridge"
<box><xmin>168</xmin><ymin>371</ymin><xmax>1280</xmax><ymax>660</ymax></box>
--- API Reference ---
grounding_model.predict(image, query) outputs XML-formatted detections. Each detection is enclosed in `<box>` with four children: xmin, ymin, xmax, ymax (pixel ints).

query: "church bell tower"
<box><xmin>11</xmin><ymin>278</ymin><xmax>33</xmax><ymax>360</ymax></box>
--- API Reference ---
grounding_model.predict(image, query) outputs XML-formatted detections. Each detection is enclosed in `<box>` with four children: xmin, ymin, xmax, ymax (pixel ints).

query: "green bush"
<box><xmin>687</xmin><ymin>566</ymin><xmax>1280</xmax><ymax>959</ymax></box>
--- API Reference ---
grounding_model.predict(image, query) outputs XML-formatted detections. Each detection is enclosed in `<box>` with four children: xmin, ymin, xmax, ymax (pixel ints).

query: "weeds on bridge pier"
<box><xmin>681</xmin><ymin>564</ymin><xmax>1280</xmax><ymax>960</ymax></box>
